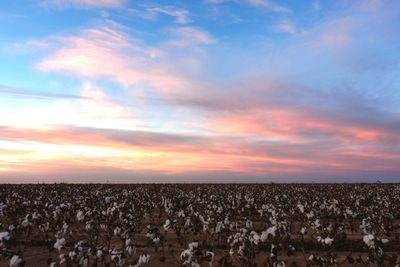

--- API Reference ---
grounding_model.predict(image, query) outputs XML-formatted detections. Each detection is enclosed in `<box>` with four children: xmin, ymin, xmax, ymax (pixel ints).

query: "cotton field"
<box><xmin>0</xmin><ymin>184</ymin><xmax>399</xmax><ymax>267</ymax></box>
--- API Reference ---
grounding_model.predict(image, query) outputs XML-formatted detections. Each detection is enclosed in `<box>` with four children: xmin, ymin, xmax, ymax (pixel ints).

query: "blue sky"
<box><xmin>0</xmin><ymin>0</ymin><xmax>399</xmax><ymax>182</ymax></box>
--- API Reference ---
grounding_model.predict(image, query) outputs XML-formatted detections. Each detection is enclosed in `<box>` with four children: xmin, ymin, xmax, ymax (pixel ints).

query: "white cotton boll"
<box><xmin>215</xmin><ymin>222</ymin><xmax>224</xmax><ymax>233</ymax></box>
<box><xmin>114</xmin><ymin>227</ymin><xmax>121</xmax><ymax>236</ymax></box>
<box><xmin>126</xmin><ymin>245</ymin><xmax>136</xmax><ymax>256</ymax></box>
<box><xmin>9</xmin><ymin>255</ymin><xmax>22</xmax><ymax>267</ymax></box>
<box><xmin>229</xmin><ymin>248</ymin><xmax>234</xmax><ymax>256</ymax></box>
<box><xmin>96</xmin><ymin>249</ymin><xmax>103</xmax><ymax>257</ymax></box>
<box><xmin>250</xmin><ymin>231</ymin><xmax>260</xmax><ymax>245</ymax></box>
<box><xmin>238</xmin><ymin>244</ymin><xmax>245</xmax><ymax>256</ymax></box>
<box><xmin>76</xmin><ymin>211</ymin><xmax>84</xmax><ymax>221</ymax></box>
<box><xmin>190</xmin><ymin>242</ymin><xmax>199</xmax><ymax>250</ymax></box>
<box><xmin>381</xmin><ymin>238</ymin><xmax>389</xmax><ymax>244</ymax></box>
<box><xmin>306</xmin><ymin>211</ymin><xmax>314</xmax><ymax>219</ymax></box>
<box><xmin>153</xmin><ymin>237</ymin><xmax>160</xmax><ymax>244</ymax></box>
<box><xmin>325</xmin><ymin>237</ymin><xmax>334</xmax><ymax>246</ymax></box>
<box><xmin>178</xmin><ymin>210</ymin><xmax>185</xmax><ymax>217</ymax></box>
<box><xmin>135</xmin><ymin>253</ymin><xmax>150</xmax><ymax>267</ymax></box>
<box><xmin>145</xmin><ymin>232</ymin><xmax>154</xmax><ymax>239</ymax></box>
<box><xmin>261</xmin><ymin>225</ymin><xmax>277</xmax><ymax>242</ymax></box>
<box><xmin>260</xmin><ymin>230</ymin><xmax>269</xmax><ymax>242</ymax></box>
<box><xmin>80</xmin><ymin>256</ymin><xmax>89</xmax><ymax>267</ymax></box>
<box><xmin>59</xmin><ymin>254</ymin><xmax>66</xmax><ymax>264</ymax></box>
<box><xmin>163</xmin><ymin>219</ymin><xmax>171</xmax><ymax>231</ymax></box>
<box><xmin>317</xmin><ymin>236</ymin><xmax>334</xmax><ymax>246</ymax></box>
<box><xmin>203</xmin><ymin>222</ymin><xmax>209</xmax><ymax>233</ymax></box>
<box><xmin>68</xmin><ymin>251</ymin><xmax>77</xmax><ymax>258</ymax></box>
<box><xmin>184</xmin><ymin>219</ymin><xmax>191</xmax><ymax>228</ymax></box>
<box><xmin>345</xmin><ymin>208</ymin><xmax>353</xmax><ymax>216</ymax></box>
<box><xmin>32</xmin><ymin>212</ymin><xmax>40</xmax><ymax>220</ymax></box>
<box><xmin>181</xmin><ymin>249</ymin><xmax>192</xmax><ymax>260</ymax></box>
<box><xmin>54</xmin><ymin>238</ymin><xmax>66</xmax><ymax>251</ymax></box>
<box><xmin>363</xmin><ymin>234</ymin><xmax>375</xmax><ymax>248</ymax></box>
<box><xmin>246</xmin><ymin>220</ymin><xmax>253</xmax><ymax>229</ymax></box>
<box><xmin>224</xmin><ymin>217</ymin><xmax>230</xmax><ymax>225</ymax></box>
<box><xmin>300</xmin><ymin>227</ymin><xmax>307</xmax><ymax>235</ymax></box>
<box><xmin>0</xmin><ymin>231</ymin><xmax>10</xmax><ymax>241</ymax></box>
<box><xmin>297</xmin><ymin>204</ymin><xmax>305</xmax><ymax>213</ymax></box>
<box><xmin>75</xmin><ymin>240</ymin><xmax>85</xmax><ymax>251</ymax></box>
<box><xmin>21</xmin><ymin>218</ymin><xmax>31</xmax><ymax>228</ymax></box>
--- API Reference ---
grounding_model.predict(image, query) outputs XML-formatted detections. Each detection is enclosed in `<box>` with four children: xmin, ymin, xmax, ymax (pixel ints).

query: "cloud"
<box><xmin>1</xmin><ymin>79</ymin><xmax>399</xmax><ymax>180</ymax></box>
<box><xmin>41</xmin><ymin>0</ymin><xmax>124</xmax><ymax>8</ymax></box>
<box><xmin>205</xmin><ymin>0</ymin><xmax>225</xmax><ymax>3</ymax></box>
<box><xmin>167</xmin><ymin>27</ymin><xmax>215</xmax><ymax>47</ymax></box>
<box><xmin>0</xmin><ymin>85</ymin><xmax>88</xmax><ymax>100</ymax></box>
<box><xmin>247</xmin><ymin>0</ymin><xmax>290</xmax><ymax>13</ymax></box>
<box><xmin>0</xmin><ymin>82</ymin><xmax>137</xmax><ymax>130</ymax></box>
<box><xmin>274</xmin><ymin>19</ymin><xmax>296</xmax><ymax>34</ymax></box>
<box><xmin>1</xmin><ymin>118</ymin><xmax>399</xmax><ymax>181</ymax></box>
<box><xmin>0</xmin><ymin>13</ymin><xmax>28</xmax><ymax>21</ymax></box>
<box><xmin>36</xmin><ymin>23</ymin><xmax>191</xmax><ymax>93</ymax></box>
<box><xmin>159</xmin><ymin>72</ymin><xmax>400</xmax><ymax>166</ymax></box>
<box><xmin>317</xmin><ymin>19</ymin><xmax>353</xmax><ymax>48</ymax></box>
<box><xmin>3</xmin><ymin>0</ymin><xmax>400</xmax><ymax>182</ymax></box>
<box><xmin>7</xmin><ymin>39</ymin><xmax>52</xmax><ymax>53</ymax></box>
<box><xmin>147</xmin><ymin>7</ymin><xmax>190</xmax><ymax>24</ymax></box>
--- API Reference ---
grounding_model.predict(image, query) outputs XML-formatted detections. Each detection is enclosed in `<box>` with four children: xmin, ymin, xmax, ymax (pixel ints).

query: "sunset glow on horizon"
<box><xmin>0</xmin><ymin>0</ymin><xmax>399</xmax><ymax>182</ymax></box>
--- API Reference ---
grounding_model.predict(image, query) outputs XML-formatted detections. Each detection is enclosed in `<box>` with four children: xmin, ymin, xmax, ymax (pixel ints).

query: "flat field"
<box><xmin>0</xmin><ymin>184</ymin><xmax>399</xmax><ymax>266</ymax></box>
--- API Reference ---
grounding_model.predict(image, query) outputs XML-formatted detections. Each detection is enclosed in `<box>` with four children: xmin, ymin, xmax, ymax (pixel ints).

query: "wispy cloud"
<box><xmin>147</xmin><ymin>7</ymin><xmax>190</xmax><ymax>24</ymax></box>
<box><xmin>247</xmin><ymin>0</ymin><xmax>290</xmax><ymax>13</ymax></box>
<box><xmin>167</xmin><ymin>27</ymin><xmax>215</xmax><ymax>47</ymax></box>
<box><xmin>35</xmin><ymin>22</ymin><xmax>191</xmax><ymax>93</ymax></box>
<box><xmin>41</xmin><ymin>0</ymin><xmax>124</xmax><ymax>8</ymax></box>
<box><xmin>0</xmin><ymin>13</ymin><xmax>28</xmax><ymax>21</ymax></box>
<box><xmin>0</xmin><ymin>82</ymin><xmax>137</xmax><ymax>130</ymax></box>
<box><xmin>0</xmin><ymin>85</ymin><xmax>88</xmax><ymax>100</ymax></box>
<box><xmin>205</xmin><ymin>0</ymin><xmax>226</xmax><ymax>3</ymax></box>
<box><xmin>274</xmin><ymin>19</ymin><xmax>296</xmax><ymax>34</ymax></box>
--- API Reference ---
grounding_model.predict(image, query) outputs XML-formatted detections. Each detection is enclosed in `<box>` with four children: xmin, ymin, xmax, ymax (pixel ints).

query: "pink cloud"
<box><xmin>304</xmin><ymin>16</ymin><xmax>357</xmax><ymax>50</ymax></box>
<box><xmin>1</xmin><ymin>120</ymin><xmax>399</xmax><ymax>180</ymax></box>
<box><xmin>36</xmin><ymin>24</ymin><xmax>191</xmax><ymax>93</ymax></box>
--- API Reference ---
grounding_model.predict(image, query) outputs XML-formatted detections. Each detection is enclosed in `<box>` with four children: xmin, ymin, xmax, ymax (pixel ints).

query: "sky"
<box><xmin>0</xmin><ymin>0</ymin><xmax>399</xmax><ymax>183</ymax></box>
